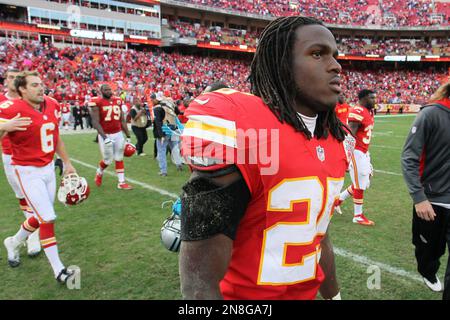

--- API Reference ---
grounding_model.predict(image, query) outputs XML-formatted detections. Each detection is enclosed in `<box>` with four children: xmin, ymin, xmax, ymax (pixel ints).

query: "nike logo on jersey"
<box><xmin>194</xmin><ymin>98</ymin><xmax>210</xmax><ymax>105</ymax></box>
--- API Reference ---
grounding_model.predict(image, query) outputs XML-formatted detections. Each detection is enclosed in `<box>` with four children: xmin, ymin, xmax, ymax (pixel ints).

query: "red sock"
<box><xmin>40</xmin><ymin>223</ymin><xmax>57</xmax><ymax>249</ymax></box>
<box><xmin>19</xmin><ymin>198</ymin><xmax>31</xmax><ymax>212</ymax></box>
<box><xmin>347</xmin><ymin>185</ymin><xmax>354</xmax><ymax>196</ymax></box>
<box><xmin>115</xmin><ymin>161</ymin><xmax>124</xmax><ymax>172</ymax></box>
<box><xmin>40</xmin><ymin>222</ymin><xmax>65</xmax><ymax>276</ymax></box>
<box><xmin>99</xmin><ymin>160</ymin><xmax>108</xmax><ymax>170</ymax></box>
<box><xmin>353</xmin><ymin>189</ymin><xmax>364</xmax><ymax>205</ymax></box>
<box><xmin>22</xmin><ymin>216</ymin><xmax>40</xmax><ymax>233</ymax></box>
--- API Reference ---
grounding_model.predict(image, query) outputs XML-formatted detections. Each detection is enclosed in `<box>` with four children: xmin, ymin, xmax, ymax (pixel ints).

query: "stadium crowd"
<box><xmin>167</xmin><ymin>19</ymin><xmax>259</xmax><ymax>47</ymax></box>
<box><xmin>167</xmin><ymin>19</ymin><xmax>449</xmax><ymax>56</ymax></box>
<box><xmin>0</xmin><ymin>39</ymin><xmax>446</xmax><ymax>107</ymax></box>
<box><xmin>177</xmin><ymin>0</ymin><xmax>450</xmax><ymax>26</ymax></box>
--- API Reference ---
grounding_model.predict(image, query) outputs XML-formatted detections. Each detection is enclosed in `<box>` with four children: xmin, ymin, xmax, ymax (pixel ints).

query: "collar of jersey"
<box><xmin>434</xmin><ymin>98</ymin><xmax>450</xmax><ymax>110</ymax></box>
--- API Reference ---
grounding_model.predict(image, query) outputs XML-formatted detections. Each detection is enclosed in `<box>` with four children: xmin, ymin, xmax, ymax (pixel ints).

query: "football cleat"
<box><xmin>57</xmin><ymin>173</ymin><xmax>90</xmax><ymax>205</ymax></box>
<box><xmin>27</xmin><ymin>230</ymin><xmax>41</xmax><ymax>257</ymax></box>
<box><xmin>117</xmin><ymin>182</ymin><xmax>133</xmax><ymax>190</ymax></box>
<box><xmin>56</xmin><ymin>268</ymin><xmax>76</xmax><ymax>284</ymax></box>
<box><xmin>334</xmin><ymin>199</ymin><xmax>344</xmax><ymax>215</ymax></box>
<box><xmin>353</xmin><ymin>214</ymin><xmax>375</xmax><ymax>226</ymax></box>
<box><xmin>4</xmin><ymin>236</ymin><xmax>24</xmax><ymax>267</ymax></box>
<box><xmin>95</xmin><ymin>172</ymin><xmax>103</xmax><ymax>187</ymax></box>
<box><xmin>423</xmin><ymin>276</ymin><xmax>443</xmax><ymax>292</ymax></box>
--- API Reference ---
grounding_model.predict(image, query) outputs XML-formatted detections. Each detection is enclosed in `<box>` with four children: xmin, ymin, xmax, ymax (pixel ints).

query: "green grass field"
<box><xmin>0</xmin><ymin>115</ymin><xmax>446</xmax><ymax>300</ymax></box>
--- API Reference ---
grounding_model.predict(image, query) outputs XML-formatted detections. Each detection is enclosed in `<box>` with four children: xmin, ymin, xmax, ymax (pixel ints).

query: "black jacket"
<box><xmin>401</xmin><ymin>103</ymin><xmax>450</xmax><ymax>204</ymax></box>
<box><xmin>72</xmin><ymin>107</ymin><xmax>82</xmax><ymax>119</ymax></box>
<box><xmin>152</xmin><ymin>104</ymin><xmax>165</xmax><ymax>139</ymax></box>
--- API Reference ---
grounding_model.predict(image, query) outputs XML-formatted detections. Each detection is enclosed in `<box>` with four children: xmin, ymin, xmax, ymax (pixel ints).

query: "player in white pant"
<box><xmin>335</xmin><ymin>89</ymin><xmax>376</xmax><ymax>226</ymax></box>
<box><xmin>0</xmin><ymin>67</ymin><xmax>41</xmax><ymax>256</ymax></box>
<box><xmin>0</xmin><ymin>71</ymin><xmax>77</xmax><ymax>284</ymax></box>
<box><xmin>89</xmin><ymin>84</ymin><xmax>133</xmax><ymax>190</ymax></box>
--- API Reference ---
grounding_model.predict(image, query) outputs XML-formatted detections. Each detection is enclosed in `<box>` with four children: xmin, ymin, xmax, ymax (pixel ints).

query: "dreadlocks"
<box><xmin>249</xmin><ymin>16</ymin><xmax>347</xmax><ymax>141</ymax></box>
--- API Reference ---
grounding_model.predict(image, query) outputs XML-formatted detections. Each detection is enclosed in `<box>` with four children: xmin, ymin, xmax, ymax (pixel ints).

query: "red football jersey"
<box><xmin>88</xmin><ymin>97</ymin><xmax>123</xmax><ymax>134</ymax></box>
<box><xmin>0</xmin><ymin>93</ymin><xmax>20</xmax><ymax>155</ymax></box>
<box><xmin>348</xmin><ymin>105</ymin><xmax>374</xmax><ymax>153</ymax></box>
<box><xmin>0</xmin><ymin>96</ymin><xmax>61</xmax><ymax>166</ymax></box>
<box><xmin>182</xmin><ymin>89</ymin><xmax>350</xmax><ymax>300</ymax></box>
<box><xmin>62</xmin><ymin>104</ymin><xmax>70</xmax><ymax>114</ymax></box>
<box><xmin>335</xmin><ymin>102</ymin><xmax>350</xmax><ymax>125</ymax></box>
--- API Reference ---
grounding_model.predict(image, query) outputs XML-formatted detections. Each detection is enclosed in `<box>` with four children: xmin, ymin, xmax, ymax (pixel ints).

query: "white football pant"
<box><xmin>13</xmin><ymin>162</ymin><xmax>57</xmax><ymax>222</ymax></box>
<box><xmin>348</xmin><ymin>150</ymin><xmax>373</xmax><ymax>190</ymax></box>
<box><xmin>2</xmin><ymin>153</ymin><xmax>25</xmax><ymax>199</ymax></box>
<box><xmin>98</xmin><ymin>131</ymin><xmax>125</xmax><ymax>165</ymax></box>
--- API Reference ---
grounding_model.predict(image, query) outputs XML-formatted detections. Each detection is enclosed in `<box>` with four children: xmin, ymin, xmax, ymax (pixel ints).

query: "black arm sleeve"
<box><xmin>181</xmin><ymin>174</ymin><xmax>251</xmax><ymax>241</ymax></box>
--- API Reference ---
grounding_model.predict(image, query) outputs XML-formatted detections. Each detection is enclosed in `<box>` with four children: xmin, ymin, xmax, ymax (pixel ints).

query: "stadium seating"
<box><xmin>0</xmin><ymin>40</ymin><xmax>446</xmax><ymax>105</ymax></box>
<box><xmin>176</xmin><ymin>0</ymin><xmax>450</xmax><ymax>26</ymax></box>
<box><xmin>166</xmin><ymin>19</ymin><xmax>449</xmax><ymax>56</ymax></box>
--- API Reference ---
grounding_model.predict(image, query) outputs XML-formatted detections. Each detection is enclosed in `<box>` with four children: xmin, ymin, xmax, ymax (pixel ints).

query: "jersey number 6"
<box><xmin>40</xmin><ymin>123</ymin><xmax>55</xmax><ymax>153</ymax></box>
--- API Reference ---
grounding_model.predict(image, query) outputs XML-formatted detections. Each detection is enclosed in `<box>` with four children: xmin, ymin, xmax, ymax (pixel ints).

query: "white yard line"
<box><xmin>71</xmin><ymin>157</ymin><xmax>421</xmax><ymax>284</ymax></box>
<box><xmin>60</xmin><ymin>129</ymin><xmax>97</xmax><ymax>135</ymax></box>
<box><xmin>70</xmin><ymin>158</ymin><xmax>179</xmax><ymax>199</ymax></box>
<box><xmin>371</xmin><ymin>144</ymin><xmax>401</xmax><ymax>150</ymax></box>
<box><xmin>333</xmin><ymin>248</ymin><xmax>423</xmax><ymax>283</ymax></box>
<box><xmin>374</xmin><ymin>114</ymin><xmax>416</xmax><ymax>118</ymax></box>
<box><xmin>373</xmin><ymin>169</ymin><xmax>402</xmax><ymax>176</ymax></box>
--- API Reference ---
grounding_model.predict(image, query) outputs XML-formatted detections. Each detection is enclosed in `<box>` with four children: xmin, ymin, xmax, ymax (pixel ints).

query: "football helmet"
<box><xmin>124</xmin><ymin>142</ymin><xmax>136</xmax><ymax>157</ymax></box>
<box><xmin>161</xmin><ymin>215</ymin><xmax>181</xmax><ymax>252</ymax></box>
<box><xmin>57</xmin><ymin>173</ymin><xmax>90</xmax><ymax>206</ymax></box>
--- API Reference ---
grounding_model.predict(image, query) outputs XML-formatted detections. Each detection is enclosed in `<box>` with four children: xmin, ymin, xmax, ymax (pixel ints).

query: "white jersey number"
<box><xmin>40</xmin><ymin>123</ymin><xmax>56</xmax><ymax>153</ymax></box>
<box><xmin>104</xmin><ymin>105</ymin><xmax>121</xmax><ymax>121</ymax></box>
<box><xmin>258</xmin><ymin>177</ymin><xmax>343</xmax><ymax>285</ymax></box>
<box><xmin>362</xmin><ymin>124</ymin><xmax>374</xmax><ymax>145</ymax></box>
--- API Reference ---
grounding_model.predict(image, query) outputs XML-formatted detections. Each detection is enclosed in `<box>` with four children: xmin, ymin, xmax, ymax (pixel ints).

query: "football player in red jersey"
<box><xmin>1</xmin><ymin>67</ymin><xmax>42</xmax><ymax>257</ymax></box>
<box><xmin>0</xmin><ymin>71</ymin><xmax>77</xmax><ymax>284</ymax></box>
<box><xmin>335</xmin><ymin>93</ymin><xmax>351</xmax><ymax>125</ymax></box>
<box><xmin>335</xmin><ymin>89</ymin><xmax>376</xmax><ymax>226</ymax></box>
<box><xmin>61</xmin><ymin>102</ymin><xmax>71</xmax><ymax>130</ymax></box>
<box><xmin>89</xmin><ymin>84</ymin><xmax>133</xmax><ymax>190</ymax></box>
<box><xmin>179</xmin><ymin>17</ymin><xmax>354</xmax><ymax>300</ymax></box>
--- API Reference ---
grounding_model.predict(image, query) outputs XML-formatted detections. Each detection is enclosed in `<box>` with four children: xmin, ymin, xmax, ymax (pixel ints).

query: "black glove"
<box><xmin>54</xmin><ymin>158</ymin><xmax>64</xmax><ymax>176</ymax></box>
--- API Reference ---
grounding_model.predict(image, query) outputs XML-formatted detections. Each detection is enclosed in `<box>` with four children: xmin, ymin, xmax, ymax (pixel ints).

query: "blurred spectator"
<box><xmin>130</xmin><ymin>102</ymin><xmax>149</xmax><ymax>156</ymax></box>
<box><xmin>72</xmin><ymin>102</ymin><xmax>83</xmax><ymax>130</ymax></box>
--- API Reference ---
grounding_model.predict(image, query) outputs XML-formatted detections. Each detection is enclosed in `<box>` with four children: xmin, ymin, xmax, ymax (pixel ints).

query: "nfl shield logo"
<box><xmin>316</xmin><ymin>146</ymin><xmax>325</xmax><ymax>162</ymax></box>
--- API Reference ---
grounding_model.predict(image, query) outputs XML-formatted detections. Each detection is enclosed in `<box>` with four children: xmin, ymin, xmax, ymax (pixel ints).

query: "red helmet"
<box><xmin>57</xmin><ymin>173</ymin><xmax>90</xmax><ymax>206</ymax></box>
<box><xmin>124</xmin><ymin>142</ymin><xmax>136</xmax><ymax>157</ymax></box>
